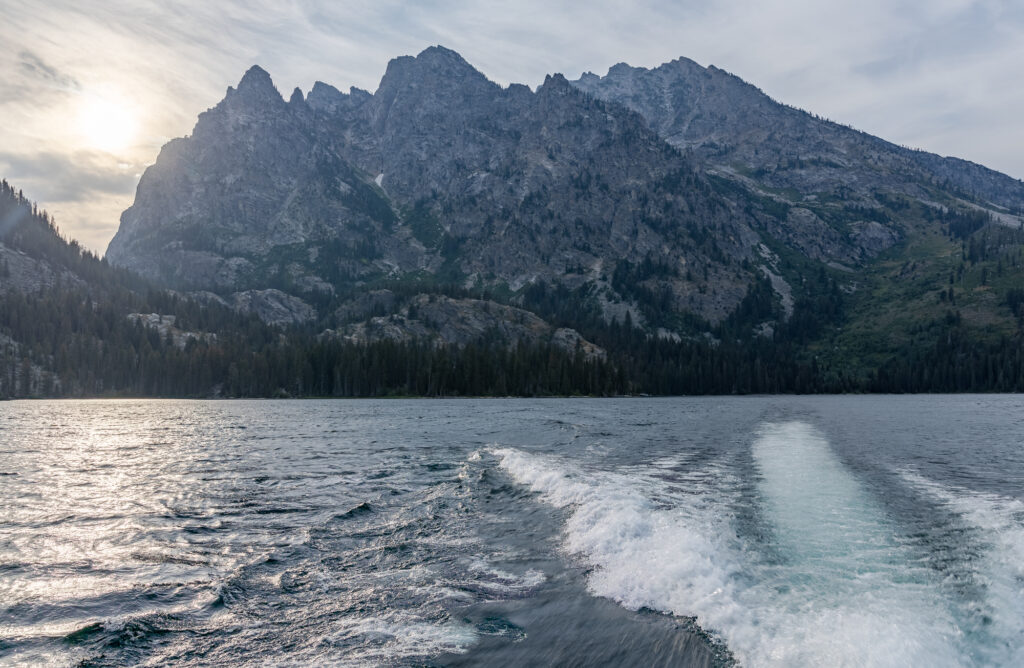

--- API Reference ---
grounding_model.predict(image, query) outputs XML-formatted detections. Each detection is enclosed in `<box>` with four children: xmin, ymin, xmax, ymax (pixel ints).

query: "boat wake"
<box><xmin>899</xmin><ymin>469</ymin><xmax>1024</xmax><ymax>666</ymax></box>
<box><xmin>495</xmin><ymin>421</ymin><xmax>986</xmax><ymax>667</ymax></box>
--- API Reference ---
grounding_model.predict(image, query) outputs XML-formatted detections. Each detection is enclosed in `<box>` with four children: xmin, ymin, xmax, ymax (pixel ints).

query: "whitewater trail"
<box><xmin>899</xmin><ymin>469</ymin><xmax>1024</xmax><ymax>666</ymax></box>
<box><xmin>494</xmin><ymin>421</ymin><xmax>972</xmax><ymax>667</ymax></box>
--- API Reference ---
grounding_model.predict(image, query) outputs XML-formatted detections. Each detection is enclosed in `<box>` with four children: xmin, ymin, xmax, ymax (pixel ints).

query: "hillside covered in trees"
<box><xmin>4</xmin><ymin>177</ymin><xmax>1024</xmax><ymax>398</ymax></box>
<box><xmin>2</xmin><ymin>180</ymin><xmax>627</xmax><ymax>398</ymax></box>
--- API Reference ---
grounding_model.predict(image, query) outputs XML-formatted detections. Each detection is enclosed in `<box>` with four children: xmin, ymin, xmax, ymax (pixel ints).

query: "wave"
<box><xmin>320</xmin><ymin>612</ymin><xmax>478</xmax><ymax>663</ymax></box>
<box><xmin>493</xmin><ymin>446</ymin><xmax>746</xmax><ymax>660</ymax></box>
<box><xmin>748</xmin><ymin>422</ymin><xmax>962</xmax><ymax>666</ymax></box>
<box><xmin>900</xmin><ymin>470</ymin><xmax>1024</xmax><ymax>665</ymax></box>
<box><xmin>495</xmin><ymin>422</ymin><xmax>969</xmax><ymax>667</ymax></box>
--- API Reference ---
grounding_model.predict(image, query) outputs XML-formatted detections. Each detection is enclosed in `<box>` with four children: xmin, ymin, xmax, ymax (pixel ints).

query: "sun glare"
<box><xmin>76</xmin><ymin>92</ymin><xmax>138</xmax><ymax>153</ymax></box>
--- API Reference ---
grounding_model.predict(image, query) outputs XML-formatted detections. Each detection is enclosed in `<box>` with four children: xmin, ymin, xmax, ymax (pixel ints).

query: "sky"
<box><xmin>1</xmin><ymin>0</ymin><xmax>1022</xmax><ymax>254</ymax></box>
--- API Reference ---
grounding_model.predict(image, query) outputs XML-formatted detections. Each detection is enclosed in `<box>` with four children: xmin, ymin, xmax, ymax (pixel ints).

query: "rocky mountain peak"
<box><xmin>538</xmin><ymin>73</ymin><xmax>577</xmax><ymax>97</ymax></box>
<box><xmin>223</xmin><ymin>64</ymin><xmax>286</xmax><ymax>114</ymax></box>
<box><xmin>236</xmin><ymin>65</ymin><xmax>278</xmax><ymax>94</ymax></box>
<box><xmin>378</xmin><ymin>45</ymin><xmax>492</xmax><ymax>93</ymax></box>
<box><xmin>414</xmin><ymin>45</ymin><xmax>476</xmax><ymax>71</ymax></box>
<box><xmin>665</xmin><ymin>55</ymin><xmax>705</xmax><ymax>72</ymax></box>
<box><xmin>606</xmin><ymin>62</ymin><xmax>637</xmax><ymax>76</ymax></box>
<box><xmin>306</xmin><ymin>81</ymin><xmax>344</xmax><ymax>111</ymax></box>
<box><xmin>541</xmin><ymin>72</ymin><xmax>570</xmax><ymax>87</ymax></box>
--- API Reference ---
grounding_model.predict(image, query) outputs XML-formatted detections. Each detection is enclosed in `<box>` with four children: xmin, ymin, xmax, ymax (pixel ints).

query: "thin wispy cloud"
<box><xmin>0</xmin><ymin>151</ymin><xmax>138</xmax><ymax>202</ymax></box>
<box><xmin>0</xmin><ymin>0</ymin><xmax>1021</xmax><ymax>253</ymax></box>
<box><xmin>18</xmin><ymin>51</ymin><xmax>81</xmax><ymax>92</ymax></box>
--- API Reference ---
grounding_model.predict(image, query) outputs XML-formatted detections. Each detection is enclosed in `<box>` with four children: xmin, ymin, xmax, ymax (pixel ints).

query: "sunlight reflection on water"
<box><xmin>2</xmin><ymin>397</ymin><xmax>1023</xmax><ymax>666</ymax></box>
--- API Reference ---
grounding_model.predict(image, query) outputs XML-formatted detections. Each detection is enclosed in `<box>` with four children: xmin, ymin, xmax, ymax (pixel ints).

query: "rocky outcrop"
<box><xmin>230</xmin><ymin>289</ymin><xmax>317</xmax><ymax>326</ymax></box>
<box><xmin>126</xmin><ymin>313</ymin><xmax>216</xmax><ymax>348</ymax></box>
<box><xmin>185</xmin><ymin>288</ymin><xmax>316</xmax><ymax>326</ymax></box>
<box><xmin>848</xmin><ymin>221</ymin><xmax>899</xmax><ymax>257</ymax></box>
<box><xmin>332</xmin><ymin>294</ymin><xmax>605</xmax><ymax>359</ymax></box>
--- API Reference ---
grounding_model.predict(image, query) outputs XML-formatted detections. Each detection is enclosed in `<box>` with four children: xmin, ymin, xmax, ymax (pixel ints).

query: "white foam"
<box><xmin>748</xmin><ymin>422</ymin><xmax>962</xmax><ymax>667</ymax></box>
<box><xmin>325</xmin><ymin>613</ymin><xmax>476</xmax><ymax>663</ymax></box>
<box><xmin>495</xmin><ymin>425</ymin><xmax>969</xmax><ymax>667</ymax></box>
<box><xmin>900</xmin><ymin>470</ymin><xmax>1024</xmax><ymax>665</ymax></box>
<box><xmin>494</xmin><ymin>446</ymin><xmax>749</xmax><ymax>655</ymax></box>
<box><xmin>466</xmin><ymin>557</ymin><xmax>547</xmax><ymax>590</ymax></box>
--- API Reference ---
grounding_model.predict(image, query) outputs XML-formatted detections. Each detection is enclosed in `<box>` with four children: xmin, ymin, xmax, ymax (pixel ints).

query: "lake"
<box><xmin>2</xmin><ymin>396</ymin><xmax>1023</xmax><ymax>666</ymax></box>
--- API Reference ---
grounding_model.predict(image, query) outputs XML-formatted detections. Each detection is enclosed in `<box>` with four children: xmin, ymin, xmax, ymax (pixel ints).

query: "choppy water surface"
<box><xmin>2</xmin><ymin>396</ymin><xmax>1023</xmax><ymax>667</ymax></box>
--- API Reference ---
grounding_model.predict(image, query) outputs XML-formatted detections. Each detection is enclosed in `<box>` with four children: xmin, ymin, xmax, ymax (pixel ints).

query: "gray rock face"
<box><xmin>105</xmin><ymin>47</ymin><xmax>769</xmax><ymax>326</ymax></box>
<box><xmin>848</xmin><ymin>221</ymin><xmax>899</xmax><ymax>256</ymax></box>
<box><xmin>229</xmin><ymin>289</ymin><xmax>316</xmax><ymax>326</ymax></box>
<box><xmin>107</xmin><ymin>65</ymin><xmax>423</xmax><ymax>293</ymax></box>
<box><xmin>334</xmin><ymin>294</ymin><xmax>605</xmax><ymax>359</ymax></box>
<box><xmin>105</xmin><ymin>46</ymin><xmax>1024</xmax><ymax>336</ymax></box>
<box><xmin>571</xmin><ymin>59</ymin><xmax>1024</xmax><ymax>214</ymax></box>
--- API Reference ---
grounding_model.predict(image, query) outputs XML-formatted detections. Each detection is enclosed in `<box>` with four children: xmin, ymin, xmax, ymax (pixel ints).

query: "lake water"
<box><xmin>1</xmin><ymin>396</ymin><xmax>1023</xmax><ymax>666</ymax></box>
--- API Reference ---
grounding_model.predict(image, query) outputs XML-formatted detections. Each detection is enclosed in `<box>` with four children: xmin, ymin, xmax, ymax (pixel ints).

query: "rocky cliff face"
<box><xmin>571</xmin><ymin>59</ymin><xmax>1024</xmax><ymax>215</ymax></box>
<box><xmin>329</xmin><ymin>294</ymin><xmax>605</xmax><ymax>360</ymax></box>
<box><xmin>106</xmin><ymin>47</ymin><xmax>1024</xmax><ymax>343</ymax></box>
<box><xmin>107</xmin><ymin>47</ymin><xmax>777</xmax><ymax>328</ymax></box>
<box><xmin>107</xmin><ymin>65</ymin><xmax>423</xmax><ymax>295</ymax></box>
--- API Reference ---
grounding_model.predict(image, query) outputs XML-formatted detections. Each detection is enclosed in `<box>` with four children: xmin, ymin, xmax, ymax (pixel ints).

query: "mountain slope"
<box><xmin>112</xmin><ymin>46</ymin><xmax>1024</xmax><ymax>336</ymax></box>
<box><xmin>571</xmin><ymin>58</ymin><xmax>1024</xmax><ymax>216</ymax></box>
<box><xmin>3</xmin><ymin>180</ymin><xmax>619</xmax><ymax>398</ymax></box>
<box><xmin>107</xmin><ymin>47</ymin><xmax>805</xmax><ymax>327</ymax></box>
<box><xmin>96</xmin><ymin>47</ymin><xmax>1024</xmax><ymax>393</ymax></box>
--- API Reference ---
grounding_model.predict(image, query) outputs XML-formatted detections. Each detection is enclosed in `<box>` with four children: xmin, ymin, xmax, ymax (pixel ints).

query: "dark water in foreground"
<box><xmin>1</xmin><ymin>397</ymin><xmax>1023</xmax><ymax>667</ymax></box>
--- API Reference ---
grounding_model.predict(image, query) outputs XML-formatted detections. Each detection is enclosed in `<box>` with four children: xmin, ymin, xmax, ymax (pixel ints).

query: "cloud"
<box><xmin>0</xmin><ymin>151</ymin><xmax>138</xmax><ymax>202</ymax></box>
<box><xmin>17</xmin><ymin>50</ymin><xmax>80</xmax><ymax>92</ymax></box>
<box><xmin>0</xmin><ymin>0</ymin><xmax>1022</xmax><ymax>252</ymax></box>
<box><xmin>0</xmin><ymin>149</ymin><xmax>139</xmax><ymax>253</ymax></box>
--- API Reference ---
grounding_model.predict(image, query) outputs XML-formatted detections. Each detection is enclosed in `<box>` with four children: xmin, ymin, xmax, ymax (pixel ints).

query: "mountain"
<box><xmin>108</xmin><ymin>47</ymin><xmax>786</xmax><ymax>332</ymax></box>
<box><xmin>1</xmin><ymin>180</ymin><xmax>619</xmax><ymax>398</ymax></box>
<box><xmin>86</xmin><ymin>47</ymin><xmax>1024</xmax><ymax>392</ymax></box>
<box><xmin>572</xmin><ymin>58</ymin><xmax>1024</xmax><ymax>217</ymax></box>
<box><xmin>0</xmin><ymin>178</ymin><xmax>264</xmax><ymax>396</ymax></box>
<box><xmin>569</xmin><ymin>57</ymin><xmax>1024</xmax><ymax>373</ymax></box>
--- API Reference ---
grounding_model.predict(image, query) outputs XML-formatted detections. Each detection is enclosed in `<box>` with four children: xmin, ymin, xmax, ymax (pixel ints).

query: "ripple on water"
<box><xmin>3</xmin><ymin>397</ymin><xmax>1024</xmax><ymax>666</ymax></box>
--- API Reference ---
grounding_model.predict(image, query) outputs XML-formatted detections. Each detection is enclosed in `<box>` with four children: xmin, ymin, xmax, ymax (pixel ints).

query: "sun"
<box><xmin>76</xmin><ymin>92</ymin><xmax>138</xmax><ymax>154</ymax></box>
